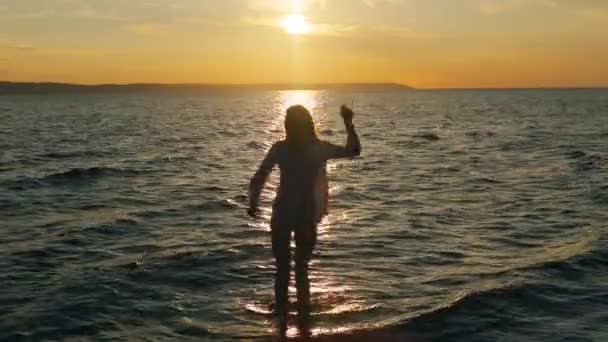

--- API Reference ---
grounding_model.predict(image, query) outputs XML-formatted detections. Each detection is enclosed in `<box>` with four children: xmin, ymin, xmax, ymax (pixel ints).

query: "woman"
<box><xmin>247</xmin><ymin>104</ymin><xmax>361</xmax><ymax>336</ymax></box>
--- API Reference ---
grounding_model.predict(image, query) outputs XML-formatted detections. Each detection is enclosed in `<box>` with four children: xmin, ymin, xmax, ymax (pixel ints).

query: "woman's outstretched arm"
<box><xmin>325</xmin><ymin>105</ymin><xmax>361</xmax><ymax>159</ymax></box>
<box><xmin>248</xmin><ymin>143</ymin><xmax>278</xmax><ymax>216</ymax></box>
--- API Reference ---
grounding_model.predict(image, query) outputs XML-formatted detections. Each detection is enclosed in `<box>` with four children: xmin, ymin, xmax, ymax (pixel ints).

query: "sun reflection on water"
<box><xmin>270</xmin><ymin>90</ymin><xmax>324</xmax><ymax>131</ymax></box>
<box><xmin>279</xmin><ymin>90</ymin><xmax>320</xmax><ymax>112</ymax></box>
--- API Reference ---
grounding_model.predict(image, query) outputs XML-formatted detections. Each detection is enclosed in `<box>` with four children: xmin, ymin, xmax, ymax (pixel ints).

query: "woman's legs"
<box><xmin>294</xmin><ymin>224</ymin><xmax>316</xmax><ymax>304</ymax></box>
<box><xmin>271</xmin><ymin>214</ymin><xmax>291</xmax><ymax>334</ymax></box>
<box><xmin>271</xmin><ymin>210</ymin><xmax>317</xmax><ymax>338</ymax></box>
<box><xmin>294</xmin><ymin>224</ymin><xmax>317</xmax><ymax>338</ymax></box>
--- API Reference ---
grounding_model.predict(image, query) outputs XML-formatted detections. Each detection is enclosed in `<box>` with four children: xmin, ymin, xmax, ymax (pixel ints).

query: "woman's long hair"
<box><xmin>285</xmin><ymin>105</ymin><xmax>328</xmax><ymax>220</ymax></box>
<box><xmin>285</xmin><ymin>105</ymin><xmax>318</xmax><ymax>151</ymax></box>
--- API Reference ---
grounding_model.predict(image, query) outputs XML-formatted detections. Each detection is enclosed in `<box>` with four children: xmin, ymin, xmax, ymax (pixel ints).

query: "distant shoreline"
<box><xmin>0</xmin><ymin>81</ymin><xmax>412</xmax><ymax>94</ymax></box>
<box><xmin>426</xmin><ymin>87</ymin><xmax>608</xmax><ymax>91</ymax></box>
<box><xmin>0</xmin><ymin>81</ymin><xmax>606</xmax><ymax>94</ymax></box>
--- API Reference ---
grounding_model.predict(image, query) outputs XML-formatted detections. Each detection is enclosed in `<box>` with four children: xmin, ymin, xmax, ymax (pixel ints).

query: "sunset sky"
<box><xmin>1</xmin><ymin>0</ymin><xmax>607</xmax><ymax>88</ymax></box>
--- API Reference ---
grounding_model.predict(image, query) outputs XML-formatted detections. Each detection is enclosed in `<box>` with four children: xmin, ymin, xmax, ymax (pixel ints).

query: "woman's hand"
<box><xmin>340</xmin><ymin>105</ymin><xmax>354</xmax><ymax>126</ymax></box>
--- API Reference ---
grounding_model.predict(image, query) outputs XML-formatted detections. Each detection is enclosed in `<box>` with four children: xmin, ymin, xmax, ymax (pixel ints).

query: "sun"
<box><xmin>281</xmin><ymin>14</ymin><xmax>311</xmax><ymax>35</ymax></box>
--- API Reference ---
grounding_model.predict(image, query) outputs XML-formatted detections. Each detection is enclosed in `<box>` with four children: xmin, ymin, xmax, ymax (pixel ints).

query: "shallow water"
<box><xmin>1</xmin><ymin>89</ymin><xmax>607</xmax><ymax>341</ymax></box>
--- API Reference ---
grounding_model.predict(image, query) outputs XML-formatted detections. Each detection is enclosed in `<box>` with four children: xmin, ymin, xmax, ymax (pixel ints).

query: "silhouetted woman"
<box><xmin>248</xmin><ymin>105</ymin><xmax>361</xmax><ymax>338</ymax></box>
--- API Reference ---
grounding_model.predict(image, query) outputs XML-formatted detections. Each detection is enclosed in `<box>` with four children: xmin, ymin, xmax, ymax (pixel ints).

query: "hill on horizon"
<box><xmin>0</xmin><ymin>81</ymin><xmax>413</xmax><ymax>94</ymax></box>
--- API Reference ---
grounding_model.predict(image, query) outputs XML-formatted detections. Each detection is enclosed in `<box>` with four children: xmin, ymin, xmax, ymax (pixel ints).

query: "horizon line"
<box><xmin>1</xmin><ymin>80</ymin><xmax>607</xmax><ymax>91</ymax></box>
<box><xmin>0</xmin><ymin>81</ymin><xmax>410</xmax><ymax>87</ymax></box>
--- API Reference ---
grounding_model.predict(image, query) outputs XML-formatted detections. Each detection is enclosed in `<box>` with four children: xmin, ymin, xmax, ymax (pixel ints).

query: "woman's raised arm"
<box><xmin>324</xmin><ymin>105</ymin><xmax>361</xmax><ymax>159</ymax></box>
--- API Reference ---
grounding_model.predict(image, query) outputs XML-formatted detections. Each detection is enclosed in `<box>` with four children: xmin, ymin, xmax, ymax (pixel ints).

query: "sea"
<box><xmin>1</xmin><ymin>88</ymin><xmax>607</xmax><ymax>341</ymax></box>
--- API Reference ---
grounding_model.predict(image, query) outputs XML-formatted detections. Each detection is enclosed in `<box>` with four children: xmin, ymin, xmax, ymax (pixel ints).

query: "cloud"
<box><xmin>181</xmin><ymin>15</ymin><xmax>238</xmax><ymax>27</ymax></box>
<box><xmin>361</xmin><ymin>0</ymin><xmax>407</xmax><ymax>8</ymax></box>
<box><xmin>539</xmin><ymin>0</ymin><xmax>608</xmax><ymax>20</ymax></box>
<box><xmin>370</xmin><ymin>25</ymin><xmax>444</xmax><ymax>39</ymax></box>
<box><xmin>242</xmin><ymin>15</ymin><xmax>356</xmax><ymax>37</ymax></box>
<box><xmin>480</xmin><ymin>0</ymin><xmax>608</xmax><ymax>22</ymax></box>
<box><xmin>15</xmin><ymin>7</ymin><xmax>128</xmax><ymax>22</ymax></box>
<box><xmin>576</xmin><ymin>7</ymin><xmax>608</xmax><ymax>21</ymax></box>
<box><xmin>241</xmin><ymin>15</ymin><xmax>438</xmax><ymax>40</ymax></box>
<box><xmin>68</xmin><ymin>8</ymin><xmax>129</xmax><ymax>22</ymax></box>
<box><xmin>0</xmin><ymin>39</ymin><xmax>37</xmax><ymax>52</ymax></box>
<box><xmin>16</xmin><ymin>9</ymin><xmax>58</xmax><ymax>19</ymax></box>
<box><xmin>140</xmin><ymin>1</ymin><xmax>186</xmax><ymax>10</ymax></box>
<box><xmin>479</xmin><ymin>0</ymin><xmax>555</xmax><ymax>14</ymax></box>
<box><xmin>312</xmin><ymin>23</ymin><xmax>358</xmax><ymax>37</ymax></box>
<box><xmin>124</xmin><ymin>23</ymin><xmax>172</xmax><ymax>36</ymax></box>
<box><xmin>246</xmin><ymin>0</ymin><xmax>328</xmax><ymax>13</ymax></box>
<box><xmin>550</xmin><ymin>0</ymin><xmax>608</xmax><ymax>9</ymax></box>
<box><xmin>479</xmin><ymin>0</ymin><xmax>608</xmax><ymax>21</ymax></box>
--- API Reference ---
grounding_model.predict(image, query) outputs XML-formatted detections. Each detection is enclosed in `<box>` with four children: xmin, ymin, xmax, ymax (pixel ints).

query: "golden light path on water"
<box><xmin>255</xmin><ymin>90</ymin><xmax>362</xmax><ymax>338</ymax></box>
<box><xmin>278</xmin><ymin>90</ymin><xmax>321</xmax><ymax>120</ymax></box>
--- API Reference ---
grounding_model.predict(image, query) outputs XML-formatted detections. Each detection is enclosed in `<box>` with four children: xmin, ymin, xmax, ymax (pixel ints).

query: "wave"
<box><xmin>390</xmin><ymin>282</ymin><xmax>553</xmax><ymax>339</ymax></box>
<box><xmin>564</xmin><ymin>149</ymin><xmax>603</xmax><ymax>172</ymax></box>
<box><xmin>114</xmin><ymin>216</ymin><xmax>141</xmax><ymax>225</ymax></box>
<box><xmin>37</xmin><ymin>150</ymin><xmax>113</xmax><ymax>159</ymax></box>
<box><xmin>247</xmin><ymin>141</ymin><xmax>267</xmax><ymax>150</ymax></box>
<box><xmin>251</xmin><ymin>283</ymin><xmax>531</xmax><ymax>340</ymax></box>
<box><xmin>303</xmin><ymin>241</ymin><xmax>608</xmax><ymax>341</ymax></box>
<box><xmin>514</xmin><ymin>240</ymin><xmax>607</xmax><ymax>277</ymax></box>
<box><xmin>412</xmin><ymin>132</ymin><xmax>440</xmax><ymax>141</ymax></box>
<box><xmin>307</xmin><ymin>279</ymin><xmax>603</xmax><ymax>342</ymax></box>
<box><xmin>565</xmin><ymin>150</ymin><xmax>587</xmax><ymax>159</ymax></box>
<box><xmin>175</xmin><ymin>318</ymin><xmax>218</xmax><ymax>338</ymax></box>
<box><xmin>465</xmin><ymin>130</ymin><xmax>496</xmax><ymax>138</ymax></box>
<box><xmin>5</xmin><ymin>167</ymin><xmax>140</xmax><ymax>189</ymax></box>
<box><xmin>472</xmin><ymin>176</ymin><xmax>501</xmax><ymax>184</ymax></box>
<box><xmin>45</xmin><ymin>167</ymin><xmax>139</xmax><ymax>181</ymax></box>
<box><xmin>575</xmin><ymin>154</ymin><xmax>602</xmax><ymax>172</ymax></box>
<box><xmin>183</xmin><ymin>198</ymin><xmax>244</xmax><ymax>212</ymax></box>
<box><xmin>244</xmin><ymin>302</ymin><xmax>381</xmax><ymax>319</ymax></box>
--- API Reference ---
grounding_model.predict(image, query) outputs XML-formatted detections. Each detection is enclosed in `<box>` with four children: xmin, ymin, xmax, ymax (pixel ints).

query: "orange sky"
<box><xmin>1</xmin><ymin>0</ymin><xmax>607</xmax><ymax>88</ymax></box>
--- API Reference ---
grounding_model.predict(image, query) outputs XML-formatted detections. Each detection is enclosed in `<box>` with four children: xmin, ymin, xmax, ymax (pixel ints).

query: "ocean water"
<box><xmin>1</xmin><ymin>89</ymin><xmax>607</xmax><ymax>341</ymax></box>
